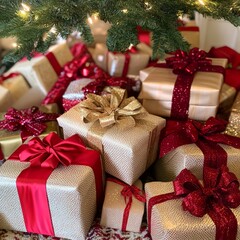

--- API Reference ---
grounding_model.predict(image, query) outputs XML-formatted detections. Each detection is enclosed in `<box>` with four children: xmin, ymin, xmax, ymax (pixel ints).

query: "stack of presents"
<box><xmin>1</xmin><ymin>19</ymin><xmax>240</xmax><ymax>240</ymax></box>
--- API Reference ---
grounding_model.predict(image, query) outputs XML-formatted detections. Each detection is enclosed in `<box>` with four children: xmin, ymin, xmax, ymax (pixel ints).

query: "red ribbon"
<box><xmin>9</xmin><ymin>132</ymin><xmax>103</xmax><ymax>237</ymax></box>
<box><xmin>107</xmin><ymin>178</ymin><xmax>145</xmax><ymax>231</ymax></box>
<box><xmin>45</xmin><ymin>52</ymin><xmax>62</xmax><ymax>76</ymax></box>
<box><xmin>178</xmin><ymin>26</ymin><xmax>199</xmax><ymax>32</ymax></box>
<box><xmin>148</xmin><ymin>166</ymin><xmax>240</xmax><ymax>240</ymax></box>
<box><xmin>0</xmin><ymin>72</ymin><xmax>20</xmax><ymax>84</ymax></box>
<box><xmin>0</xmin><ymin>106</ymin><xmax>59</xmax><ymax>142</ymax></box>
<box><xmin>137</xmin><ymin>26</ymin><xmax>151</xmax><ymax>46</ymax></box>
<box><xmin>208</xmin><ymin>46</ymin><xmax>240</xmax><ymax>90</ymax></box>
<box><xmin>164</xmin><ymin>48</ymin><xmax>225</xmax><ymax>120</ymax></box>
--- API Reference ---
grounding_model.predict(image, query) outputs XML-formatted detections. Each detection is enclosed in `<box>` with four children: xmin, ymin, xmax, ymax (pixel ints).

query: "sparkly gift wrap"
<box><xmin>0</xmin><ymin>151</ymin><xmax>101</xmax><ymax>239</ymax></box>
<box><xmin>154</xmin><ymin>143</ymin><xmax>240</xmax><ymax>181</ymax></box>
<box><xmin>0</xmin><ymin>105</ymin><xmax>60</xmax><ymax>159</ymax></box>
<box><xmin>57</xmin><ymin>98</ymin><xmax>166</xmax><ymax>185</ymax></box>
<box><xmin>225</xmin><ymin>92</ymin><xmax>240</xmax><ymax>138</ymax></box>
<box><xmin>100</xmin><ymin>179</ymin><xmax>145</xmax><ymax>232</ymax></box>
<box><xmin>107</xmin><ymin>50</ymin><xmax>150</xmax><ymax>77</ymax></box>
<box><xmin>7</xmin><ymin>43</ymin><xmax>73</xmax><ymax>95</ymax></box>
<box><xmin>139</xmin><ymin>58</ymin><xmax>227</xmax><ymax>121</ymax></box>
<box><xmin>145</xmin><ymin>180</ymin><xmax>240</xmax><ymax>240</ymax></box>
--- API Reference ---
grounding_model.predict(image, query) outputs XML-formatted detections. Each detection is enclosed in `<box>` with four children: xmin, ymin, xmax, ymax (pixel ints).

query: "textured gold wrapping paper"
<box><xmin>0</xmin><ymin>86</ymin><xmax>13</xmax><ymax>112</ymax></box>
<box><xmin>57</xmin><ymin>103</ymin><xmax>166</xmax><ymax>185</ymax></box>
<box><xmin>100</xmin><ymin>179</ymin><xmax>144</xmax><ymax>232</ymax></box>
<box><xmin>145</xmin><ymin>181</ymin><xmax>240</xmax><ymax>240</ymax></box>
<box><xmin>7</xmin><ymin>42</ymin><xmax>73</xmax><ymax>95</ymax></box>
<box><xmin>154</xmin><ymin>143</ymin><xmax>240</xmax><ymax>181</ymax></box>
<box><xmin>0</xmin><ymin>105</ymin><xmax>60</xmax><ymax>159</ymax></box>
<box><xmin>107</xmin><ymin>51</ymin><xmax>150</xmax><ymax>77</ymax></box>
<box><xmin>225</xmin><ymin>92</ymin><xmax>240</xmax><ymax>138</ymax></box>
<box><xmin>0</xmin><ymin>160</ymin><xmax>97</xmax><ymax>240</ymax></box>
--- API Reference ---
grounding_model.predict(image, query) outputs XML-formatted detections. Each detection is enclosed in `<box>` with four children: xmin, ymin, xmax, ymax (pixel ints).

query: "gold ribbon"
<box><xmin>79</xmin><ymin>87</ymin><xmax>147</xmax><ymax>129</ymax></box>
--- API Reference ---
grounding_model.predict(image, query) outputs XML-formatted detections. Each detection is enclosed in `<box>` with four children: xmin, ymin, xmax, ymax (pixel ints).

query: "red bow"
<box><xmin>0</xmin><ymin>107</ymin><xmax>59</xmax><ymax>141</ymax></box>
<box><xmin>0</xmin><ymin>72</ymin><xmax>20</xmax><ymax>84</ymax></box>
<box><xmin>108</xmin><ymin>178</ymin><xmax>145</xmax><ymax>231</ymax></box>
<box><xmin>160</xmin><ymin>117</ymin><xmax>240</xmax><ymax>157</ymax></box>
<box><xmin>166</xmin><ymin>48</ymin><xmax>212</xmax><ymax>75</ymax></box>
<box><xmin>148</xmin><ymin>167</ymin><xmax>240</xmax><ymax>240</ymax></box>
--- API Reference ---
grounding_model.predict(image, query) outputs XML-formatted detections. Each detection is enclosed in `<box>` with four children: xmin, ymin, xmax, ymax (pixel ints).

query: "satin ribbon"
<box><xmin>9</xmin><ymin>132</ymin><xmax>103</xmax><ymax>237</ymax></box>
<box><xmin>108</xmin><ymin>178</ymin><xmax>145</xmax><ymax>231</ymax></box>
<box><xmin>79</xmin><ymin>87</ymin><xmax>146</xmax><ymax>129</ymax></box>
<box><xmin>0</xmin><ymin>72</ymin><xmax>20</xmax><ymax>84</ymax></box>
<box><xmin>165</xmin><ymin>48</ymin><xmax>225</xmax><ymax>119</ymax></box>
<box><xmin>148</xmin><ymin>166</ymin><xmax>240</xmax><ymax>240</ymax></box>
<box><xmin>0</xmin><ymin>106</ymin><xmax>59</xmax><ymax>141</ymax></box>
<box><xmin>45</xmin><ymin>52</ymin><xmax>62</xmax><ymax>76</ymax></box>
<box><xmin>208</xmin><ymin>46</ymin><xmax>240</xmax><ymax>90</ymax></box>
<box><xmin>178</xmin><ymin>26</ymin><xmax>199</xmax><ymax>32</ymax></box>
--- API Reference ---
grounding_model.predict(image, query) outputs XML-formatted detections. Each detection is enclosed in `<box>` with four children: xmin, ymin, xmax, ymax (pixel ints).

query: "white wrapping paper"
<box><xmin>0</xmin><ymin>159</ymin><xmax>99</xmax><ymax>239</ymax></box>
<box><xmin>145</xmin><ymin>181</ymin><xmax>240</xmax><ymax>240</ymax></box>
<box><xmin>7</xmin><ymin>42</ymin><xmax>73</xmax><ymax>95</ymax></box>
<box><xmin>154</xmin><ymin>143</ymin><xmax>240</xmax><ymax>181</ymax></box>
<box><xmin>57</xmin><ymin>103</ymin><xmax>166</xmax><ymax>185</ymax></box>
<box><xmin>100</xmin><ymin>179</ymin><xmax>144</xmax><ymax>232</ymax></box>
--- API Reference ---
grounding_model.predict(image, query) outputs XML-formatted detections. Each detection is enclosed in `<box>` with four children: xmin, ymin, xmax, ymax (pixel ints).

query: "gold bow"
<box><xmin>79</xmin><ymin>87</ymin><xmax>147</xmax><ymax>129</ymax></box>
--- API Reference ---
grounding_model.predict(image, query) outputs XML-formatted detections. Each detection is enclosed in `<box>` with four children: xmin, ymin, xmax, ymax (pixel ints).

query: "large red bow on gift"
<box><xmin>148</xmin><ymin>166</ymin><xmax>240</xmax><ymax>240</ymax></box>
<box><xmin>0</xmin><ymin>106</ymin><xmax>59</xmax><ymax>141</ymax></box>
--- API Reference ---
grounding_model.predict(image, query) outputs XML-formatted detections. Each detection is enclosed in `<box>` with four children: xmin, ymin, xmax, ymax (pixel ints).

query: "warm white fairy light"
<box><xmin>145</xmin><ymin>2</ymin><xmax>152</xmax><ymax>10</ymax></box>
<box><xmin>50</xmin><ymin>26</ymin><xmax>57</xmax><ymax>34</ymax></box>
<box><xmin>198</xmin><ymin>0</ymin><xmax>205</xmax><ymax>5</ymax></box>
<box><xmin>12</xmin><ymin>42</ymin><xmax>18</xmax><ymax>48</ymax></box>
<box><xmin>87</xmin><ymin>14</ymin><xmax>93</xmax><ymax>24</ymax></box>
<box><xmin>21</xmin><ymin>3</ymin><xmax>30</xmax><ymax>12</ymax></box>
<box><xmin>122</xmin><ymin>9</ymin><xmax>128</xmax><ymax>13</ymax></box>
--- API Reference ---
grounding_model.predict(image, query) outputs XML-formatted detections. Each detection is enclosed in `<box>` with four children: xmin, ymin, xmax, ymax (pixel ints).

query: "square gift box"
<box><xmin>100</xmin><ymin>178</ymin><xmax>145</xmax><ymax>232</ymax></box>
<box><xmin>139</xmin><ymin>57</ymin><xmax>228</xmax><ymax>121</ymax></box>
<box><xmin>58</xmin><ymin>88</ymin><xmax>166</xmax><ymax>185</ymax></box>
<box><xmin>0</xmin><ymin>133</ymin><xmax>104</xmax><ymax>239</ymax></box>
<box><xmin>7</xmin><ymin>42</ymin><xmax>73</xmax><ymax>95</ymax></box>
<box><xmin>0</xmin><ymin>104</ymin><xmax>60</xmax><ymax>159</ymax></box>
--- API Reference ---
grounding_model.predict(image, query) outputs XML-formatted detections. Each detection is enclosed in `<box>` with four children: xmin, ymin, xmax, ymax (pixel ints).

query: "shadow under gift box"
<box><xmin>139</xmin><ymin>58</ymin><xmax>228</xmax><ymax>121</ymax></box>
<box><xmin>7</xmin><ymin>42</ymin><xmax>73</xmax><ymax>95</ymax></box>
<box><xmin>0</xmin><ymin>104</ymin><xmax>60</xmax><ymax>159</ymax></box>
<box><xmin>0</xmin><ymin>141</ymin><xmax>103</xmax><ymax>239</ymax></box>
<box><xmin>57</xmin><ymin>102</ymin><xmax>166</xmax><ymax>185</ymax></box>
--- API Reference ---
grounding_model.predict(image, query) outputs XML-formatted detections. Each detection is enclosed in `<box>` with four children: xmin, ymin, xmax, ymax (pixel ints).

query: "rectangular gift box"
<box><xmin>57</xmin><ymin>102</ymin><xmax>166</xmax><ymax>185</ymax></box>
<box><xmin>145</xmin><ymin>181</ymin><xmax>240</xmax><ymax>240</ymax></box>
<box><xmin>0</xmin><ymin>104</ymin><xmax>60</xmax><ymax>159</ymax></box>
<box><xmin>7</xmin><ymin>42</ymin><xmax>73</xmax><ymax>95</ymax></box>
<box><xmin>225</xmin><ymin>92</ymin><xmax>240</xmax><ymax>138</ymax></box>
<box><xmin>139</xmin><ymin>58</ymin><xmax>228</xmax><ymax>121</ymax></box>
<box><xmin>0</xmin><ymin>146</ymin><xmax>103</xmax><ymax>239</ymax></box>
<box><xmin>100</xmin><ymin>179</ymin><xmax>144</xmax><ymax>232</ymax></box>
<box><xmin>154</xmin><ymin>143</ymin><xmax>240</xmax><ymax>181</ymax></box>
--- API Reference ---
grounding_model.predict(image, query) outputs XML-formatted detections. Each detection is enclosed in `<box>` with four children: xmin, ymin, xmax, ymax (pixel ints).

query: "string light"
<box><xmin>18</xmin><ymin>2</ymin><xmax>31</xmax><ymax>18</ymax></box>
<box><xmin>198</xmin><ymin>0</ymin><xmax>205</xmax><ymax>5</ymax></box>
<box><xmin>145</xmin><ymin>2</ymin><xmax>152</xmax><ymax>10</ymax></box>
<box><xmin>50</xmin><ymin>26</ymin><xmax>57</xmax><ymax>34</ymax></box>
<box><xmin>122</xmin><ymin>9</ymin><xmax>128</xmax><ymax>13</ymax></box>
<box><xmin>21</xmin><ymin>3</ymin><xmax>30</xmax><ymax>12</ymax></box>
<box><xmin>87</xmin><ymin>14</ymin><xmax>93</xmax><ymax>24</ymax></box>
<box><xmin>12</xmin><ymin>43</ymin><xmax>18</xmax><ymax>48</ymax></box>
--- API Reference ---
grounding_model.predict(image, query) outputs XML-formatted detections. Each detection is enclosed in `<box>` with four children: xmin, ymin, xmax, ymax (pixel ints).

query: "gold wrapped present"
<box><xmin>179</xmin><ymin>26</ymin><xmax>200</xmax><ymax>48</ymax></box>
<box><xmin>0</xmin><ymin>86</ymin><xmax>13</xmax><ymax>112</ymax></box>
<box><xmin>7</xmin><ymin>42</ymin><xmax>73</xmax><ymax>95</ymax></box>
<box><xmin>139</xmin><ymin>57</ymin><xmax>228</xmax><ymax>121</ymax></box>
<box><xmin>0</xmin><ymin>104</ymin><xmax>60</xmax><ymax>159</ymax></box>
<box><xmin>100</xmin><ymin>178</ymin><xmax>145</xmax><ymax>232</ymax></box>
<box><xmin>0</xmin><ymin>133</ymin><xmax>104</xmax><ymax>239</ymax></box>
<box><xmin>57</xmin><ymin>88</ymin><xmax>166</xmax><ymax>185</ymax></box>
<box><xmin>146</xmin><ymin>168</ymin><xmax>240</xmax><ymax>240</ymax></box>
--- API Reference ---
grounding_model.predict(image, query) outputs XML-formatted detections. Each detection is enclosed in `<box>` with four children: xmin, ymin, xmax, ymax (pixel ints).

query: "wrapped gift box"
<box><xmin>145</xmin><ymin>173</ymin><xmax>240</xmax><ymax>240</ymax></box>
<box><xmin>225</xmin><ymin>92</ymin><xmax>240</xmax><ymax>138</ymax></box>
<box><xmin>7</xmin><ymin>42</ymin><xmax>73</xmax><ymax>95</ymax></box>
<box><xmin>0</xmin><ymin>86</ymin><xmax>13</xmax><ymax>112</ymax></box>
<box><xmin>179</xmin><ymin>26</ymin><xmax>200</xmax><ymax>48</ymax></box>
<box><xmin>139</xmin><ymin>58</ymin><xmax>228</xmax><ymax>121</ymax></box>
<box><xmin>58</xmin><ymin>88</ymin><xmax>166</xmax><ymax>185</ymax></box>
<box><xmin>100</xmin><ymin>179</ymin><xmax>145</xmax><ymax>233</ymax></box>
<box><xmin>0</xmin><ymin>133</ymin><xmax>104</xmax><ymax>239</ymax></box>
<box><xmin>0</xmin><ymin>104</ymin><xmax>60</xmax><ymax>159</ymax></box>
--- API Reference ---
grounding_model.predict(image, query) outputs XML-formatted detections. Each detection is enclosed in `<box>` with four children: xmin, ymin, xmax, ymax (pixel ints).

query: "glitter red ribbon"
<box><xmin>9</xmin><ymin>132</ymin><xmax>103</xmax><ymax>237</ymax></box>
<box><xmin>108</xmin><ymin>178</ymin><xmax>145</xmax><ymax>231</ymax></box>
<box><xmin>0</xmin><ymin>106</ymin><xmax>59</xmax><ymax>141</ymax></box>
<box><xmin>165</xmin><ymin>48</ymin><xmax>225</xmax><ymax>120</ymax></box>
<box><xmin>148</xmin><ymin>166</ymin><xmax>240</xmax><ymax>240</ymax></box>
<box><xmin>208</xmin><ymin>46</ymin><xmax>240</xmax><ymax>90</ymax></box>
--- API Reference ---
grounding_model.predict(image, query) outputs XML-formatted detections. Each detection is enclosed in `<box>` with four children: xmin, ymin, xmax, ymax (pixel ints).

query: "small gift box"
<box><xmin>7</xmin><ymin>42</ymin><xmax>73</xmax><ymax>95</ymax></box>
<box><xmin>146</xmin><ymin>167</ymin><xmax>240</xmax><ymax>240</ymax></box>
<box><xmin>225</xmin><ymin>92</ymin><xmax>240</xmax><ymax>138</ymax></box>
<box><xmin>139</xmin><ymin>49</ymin><xmax>227</xmax><ymax>121</ymax></box>
<box><xmin>0</xmin><ymin>105</ymin><xmax>60</xmax><ymax>159</ymax></box>
<box><xmin>154</xmin><ymin>117</ymin><xmax>240</xmax><ymax>181</ymax></box>
<box><xmin>100</xmin><ymin>178</ymin><xmax>145</xmax><ymax>233</ymax></box>
<box><xmin>0</xmin><ymin>132</ymin><xmax>104</xmax><ymax>239</ymax></box>
<box><xmin>58</xmin><ymin>88</ymin><xmax>166</xmax><ymax>185</ymax></box>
